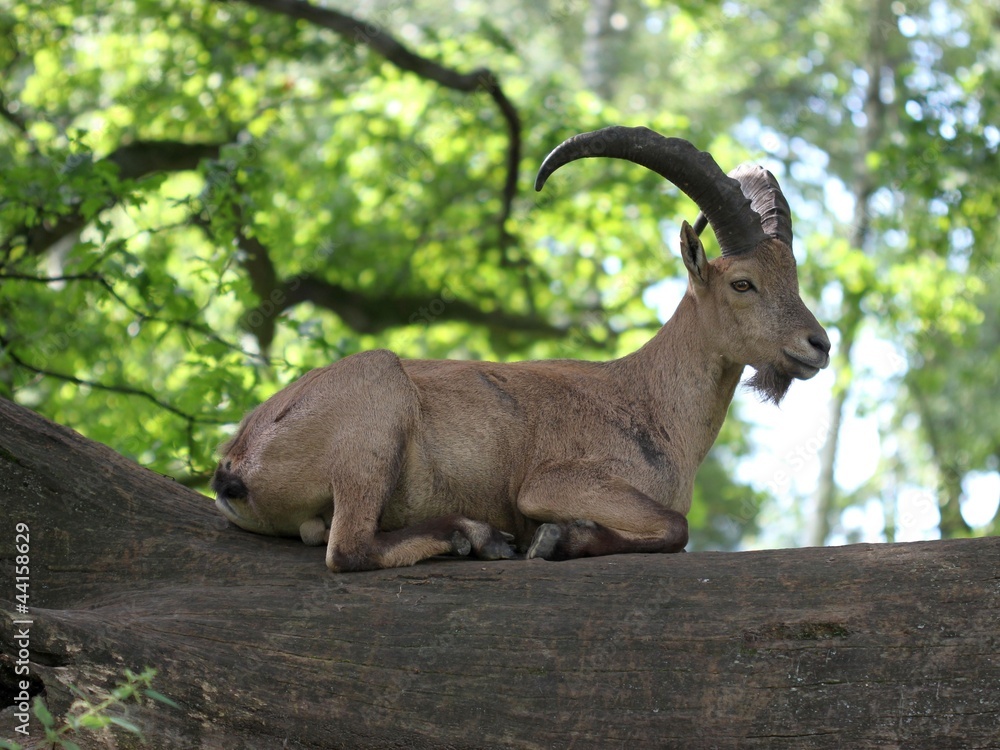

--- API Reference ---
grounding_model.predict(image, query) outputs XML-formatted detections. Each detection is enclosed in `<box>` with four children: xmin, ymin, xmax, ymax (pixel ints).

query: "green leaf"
<box><xmin>108</xmin><ymin>716</ymin><xmax>142</xmax><ymax>734</ymax></box>
<box><xmin>77</xmin><ymin>713</ymin><xmax>110</xmax><ymax>729</ymax></box>
<box><xmin>144</xmin><ymin>689</ymin><xmax>181</xmax><ymax>709</ymax></box>
<box><xmin>80</xmin><ymin>195</ymin><xmax>108</xmax><ymax>219</ymax></box>
<box><xmin>32</xmin><ymin>696</ymin><xmax>54</xmax><ymax>728</ymax></box>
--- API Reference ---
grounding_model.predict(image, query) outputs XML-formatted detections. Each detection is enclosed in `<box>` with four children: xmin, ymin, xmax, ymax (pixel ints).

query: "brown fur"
<box><xmin>212</xmin><ymin>225</ymin><xmax>830</xmax><ymax>573</ymax></box>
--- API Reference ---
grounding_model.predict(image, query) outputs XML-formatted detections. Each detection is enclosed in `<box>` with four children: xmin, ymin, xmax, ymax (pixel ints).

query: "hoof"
<box><xmin>456</xmin><ymin>521</ymin><xmax>518</xmax><ymax>561</ymax></box>
<box><xmin>479</xmin><ymin>535</ymin><xmax>517</xmax><ymax>561</ymax></box>
<box><xmin>450</xmin><ymin>531</ymin><xmax>472</xmax><ymax>557</ymax></box>
<box><xmin>527</xmin><ymin>523</ymin><xmax>561</xmax><ymax>560</ymax></box>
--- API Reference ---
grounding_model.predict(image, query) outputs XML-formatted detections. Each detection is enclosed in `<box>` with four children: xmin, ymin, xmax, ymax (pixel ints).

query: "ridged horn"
<box><xmin>535</xmin><ymin>125</ymin><xmax>768</xmax><ymax>256</ymax></box>
<box><xmin>693</xmin><ymin>164</ymin><xmax>793</xmax><ymax>248</ymax></box>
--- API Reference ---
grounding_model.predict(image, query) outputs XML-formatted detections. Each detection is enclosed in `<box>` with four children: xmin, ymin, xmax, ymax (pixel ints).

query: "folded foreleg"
<box><xmin>517</xmin><ymin>461</ymin><xmax>688</xmax><ymax>560</ymax></box>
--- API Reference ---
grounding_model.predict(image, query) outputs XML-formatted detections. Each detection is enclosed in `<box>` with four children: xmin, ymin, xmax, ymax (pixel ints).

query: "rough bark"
<box><xmin>1</xmin><ymin>397</ymin><xmax>998</xmax><ymax>750</ymax></box>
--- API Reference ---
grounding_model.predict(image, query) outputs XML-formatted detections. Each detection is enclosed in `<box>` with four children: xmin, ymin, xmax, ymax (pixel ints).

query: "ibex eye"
<box><xmin>731</xmin><ymin>280</ymin><xmax>754</xmax><ymax>292</ymax></box>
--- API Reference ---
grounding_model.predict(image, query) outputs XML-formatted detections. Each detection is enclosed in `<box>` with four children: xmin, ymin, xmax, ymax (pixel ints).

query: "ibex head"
<box><xmin>535</xmin><ymin>125</ymin><xmax>831</xmax><ymax>403</ymax></box>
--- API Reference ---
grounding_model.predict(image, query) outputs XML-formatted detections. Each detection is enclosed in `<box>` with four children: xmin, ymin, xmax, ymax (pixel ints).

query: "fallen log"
<box><xmin>1</xmin><ymin>397</ymin><xmax>997</xmax><ymax>749</ymax></box>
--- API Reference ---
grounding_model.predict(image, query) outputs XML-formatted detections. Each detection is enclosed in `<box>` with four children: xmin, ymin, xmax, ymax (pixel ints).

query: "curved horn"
<box><xmin>535</xmin><ymin>125</ymin><xmax>767</xmax><ymax>256</ymax></box>
<box><xmin>693</xmin><ymin>165</ymin><xmax>792</xmax><ymax>248</ymax></box>
<box><xmin>727</xmin><ymin>164</ymin><xmax>793</xmax><ymax>248</ymax></box>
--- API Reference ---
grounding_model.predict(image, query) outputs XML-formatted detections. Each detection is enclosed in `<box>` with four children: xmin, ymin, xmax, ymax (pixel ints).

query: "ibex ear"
<box><xmin>680</xmin><ymin>220</ymin><xmax>708</xmax><ymax>286</ymax></box>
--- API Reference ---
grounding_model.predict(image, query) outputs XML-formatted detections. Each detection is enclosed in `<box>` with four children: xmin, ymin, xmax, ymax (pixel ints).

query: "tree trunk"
<box><xmin>810</xmin><ymin>0</ymin><xmax>893</xmax><ymax>546</ymax></box>
<box><xmin>582</xmin><ymin>0</ymin><xmax>619</xmax><ymax>101</ymax></box>
<box><xmin>807</xmin><ymin>323</ymin><xmax>853</xmax><ymax>546</ymax></box>
<box><xmin>1</xmin><ymin>397</ymin><xmax>998</xmax><ymax>749</ymax></box>
<box><xmin>909</xmin><ymin>383</ymin><xmax>974</xmax><ymax>539</ymax></box>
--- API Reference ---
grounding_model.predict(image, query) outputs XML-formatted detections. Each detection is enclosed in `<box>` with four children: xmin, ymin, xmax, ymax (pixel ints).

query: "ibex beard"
<box><xmin>212</xmin><ymin>125</ymin><xmax>831</xmax><ymax>573</ymax></box>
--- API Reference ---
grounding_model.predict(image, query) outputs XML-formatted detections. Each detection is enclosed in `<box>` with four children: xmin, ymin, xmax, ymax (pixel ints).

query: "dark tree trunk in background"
<box><xmin>1</xmin><ymin>397</ymin><xmax>998</xmax><ymax>749</ymax></box>
<box><xmin>810</xmin><ymin>0</ymin><xmax>893</xmax><ymax>548</ymax></box>
<box><xmin>582</xmin><ymin>0</ymin><xmax>619</xmax><ymax>101</ymax></box>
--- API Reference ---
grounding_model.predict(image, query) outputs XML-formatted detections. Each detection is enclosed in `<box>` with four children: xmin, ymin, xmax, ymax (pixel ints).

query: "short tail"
<box><xmin>211</xmin><ymin>466</ymin><xmax>249</xmax><ymax>500</ymax></box>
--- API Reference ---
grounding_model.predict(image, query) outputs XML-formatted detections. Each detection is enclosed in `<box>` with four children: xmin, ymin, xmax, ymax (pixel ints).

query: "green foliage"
<box><xmin>688</xmin><ymin>412</ymin><xmax>770</xmax><ymax>551</ymax></box>
<box><xmin>0</xmin><ymin>667</ymin><xmax>177</xmax><ymax>750</ymax></box>
<box><xmin>0</xmin><ymin>0</ymin><xmax>705</xmax><ymax>480</ymax></box>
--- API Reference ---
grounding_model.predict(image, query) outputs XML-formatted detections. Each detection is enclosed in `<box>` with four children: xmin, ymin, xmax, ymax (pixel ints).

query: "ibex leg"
<box><xmin>517</xmin><ymin>461</ymin><xmax>688</xmax><ymax>560</ymax></box>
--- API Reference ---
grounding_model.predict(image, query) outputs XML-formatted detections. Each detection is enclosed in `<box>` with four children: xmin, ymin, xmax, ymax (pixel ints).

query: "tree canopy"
<box><xmin>1</xmin><ymin>0</ymin><xmax>997</xmax><ymax>549</ymax></box>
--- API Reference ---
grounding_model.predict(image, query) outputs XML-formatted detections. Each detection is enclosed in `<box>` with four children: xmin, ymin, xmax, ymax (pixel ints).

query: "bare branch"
<box><xmin>105</xmin><ymin>140</ymin><xmax>222</xmax><ymax>181</ymax></box>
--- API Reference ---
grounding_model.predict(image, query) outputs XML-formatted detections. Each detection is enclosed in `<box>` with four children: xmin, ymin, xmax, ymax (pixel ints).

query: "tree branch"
<box><xmin>3</xmin><ymin>392</ymin><xmax>1000</xmax><ymax>749</ymax></box>
<box><xmin>0</xmin><ymin>270</ymin><xmax>266</xmax><ymax>364</ymax></box>
<box><xmin>104</xmin><ymin>140</ymin><xmax>222</xmax><ymax>181</ymax></box>
<box><xmin>0</xmin><ymin>333</ymin><xmax>225</xmax><ymax>426</ymax></box>
<box><xmin>229</xmin><ymin>220</ymin><xmax>283</xmax><ymax>352</ymax></box>
<box><xmin>19</xmin><ymin>140</ymin><xmax>222</xmax><ymax>257</ymax></box>
<box><xmin>0</xmin><ymin>87</ymin><xmax>29</xmax><ymax>135</ymax></box>
<box><xmin>0</xmin><ymin>29</ymin><xmax>31</xmax><ymax>138</ymax></box>
<box><xmin>283</xmin><ymin>274</ymin><xmax>568</xmax><ymax>339</ymax></box>
<box><xmin>193</xmin><ymin>203</ymin><xmax>569</xmax><ymax>351</ymax></box>
<box><xmin>234</xmin><ymin>0</ymin><xmax>522</xmax><ymax>250</ymax></box>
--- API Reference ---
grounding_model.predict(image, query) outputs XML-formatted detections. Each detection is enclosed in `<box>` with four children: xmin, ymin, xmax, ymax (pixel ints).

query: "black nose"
<box><xmin>809</xmin><ymin>332</ymin><xmax>831</xmax><ymax>355</ymax></box>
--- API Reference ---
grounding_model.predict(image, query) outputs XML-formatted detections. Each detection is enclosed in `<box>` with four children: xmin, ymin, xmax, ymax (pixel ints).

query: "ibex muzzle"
<box><xmin>213</xmin><ymin>125</ymin><xmax>830</xmax><ymax>572</ymax></box>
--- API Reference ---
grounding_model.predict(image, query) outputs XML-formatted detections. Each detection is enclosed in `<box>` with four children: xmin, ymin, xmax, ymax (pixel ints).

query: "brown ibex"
<box><xmin>212</xmin><ymin>126</ymin><xmax>831</xmax><ymax>572</ymax></box>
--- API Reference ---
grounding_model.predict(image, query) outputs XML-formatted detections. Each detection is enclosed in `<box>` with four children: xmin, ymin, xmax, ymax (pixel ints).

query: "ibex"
<box><xmin>212</xmin><ymin>126</ymin><xmax>831</xmax><ymax>572</ymax></box>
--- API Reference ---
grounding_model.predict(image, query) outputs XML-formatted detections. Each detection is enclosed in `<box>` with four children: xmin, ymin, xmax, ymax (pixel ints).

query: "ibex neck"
<box><xmin>613</xmin><ymin>294</ymin><xmax>744</xmax><ymax>473</ymax></box>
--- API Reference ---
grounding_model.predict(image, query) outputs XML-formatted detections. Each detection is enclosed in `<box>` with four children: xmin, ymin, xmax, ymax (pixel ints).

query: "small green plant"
<box><xmin>1</xmin><ymin>667</ymin><xmax>179</xmax><ymax>750</ymax></box>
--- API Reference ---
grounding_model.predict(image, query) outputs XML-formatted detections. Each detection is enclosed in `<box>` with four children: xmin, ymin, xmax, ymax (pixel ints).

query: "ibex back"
<box><xmin>212</xmin><ymin>125</ymin><xmax>831</xmax><ymax>572</ymax></box>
